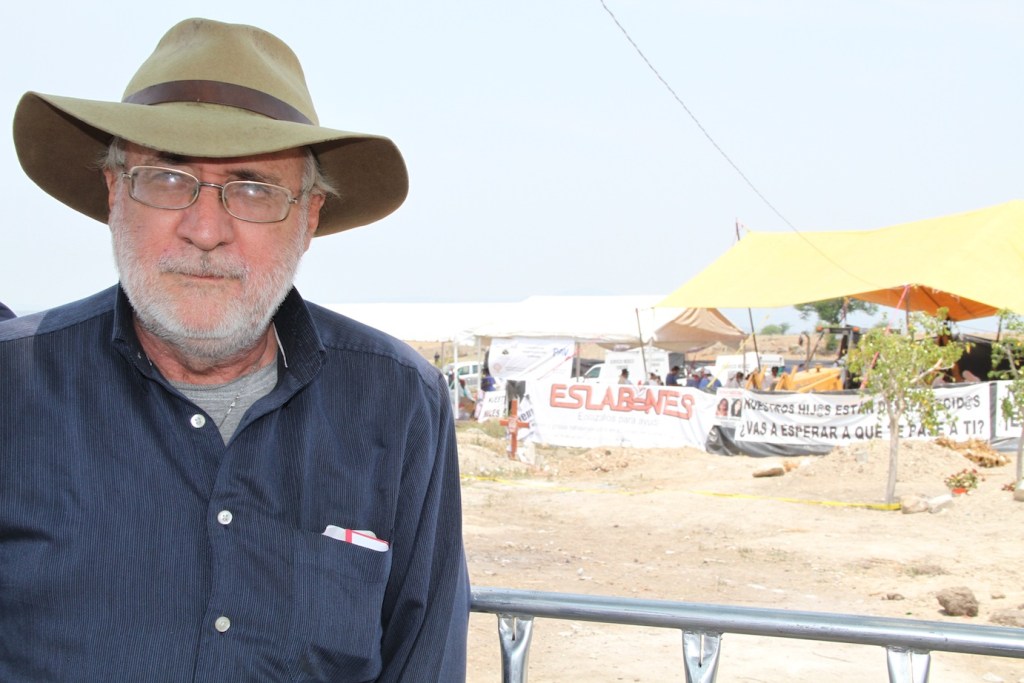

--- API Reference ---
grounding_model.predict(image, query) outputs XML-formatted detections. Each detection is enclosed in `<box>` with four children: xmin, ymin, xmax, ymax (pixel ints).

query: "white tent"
<box><xmin>321</xmin><ymin>302</ymin><xmax>504</xmax><ymax>344</ymax></box>
<box><xmin>468</xmin><ymin>295</ymin><xmax>746</xmax><ymax>352</ymax></box>
<box><xmin>324</xmin><ymin>296</ymin><xmax>746</xmax><ymax>353</ymax></box>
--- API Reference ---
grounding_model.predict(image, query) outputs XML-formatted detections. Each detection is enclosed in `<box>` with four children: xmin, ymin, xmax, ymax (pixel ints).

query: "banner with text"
<box><xmin>734</xmin><ymin>383</ymin><xmax>990</xmax><ymax>446</ymax></box>
<box><xmin>525</xmin><ymin>381</ymin><xmax>718</xmax><ymax>449</ymax></box>
<box><xmin>488</xmin><ymin>337</ymin><xmax>575</xmax><ymax>383</ymax></box>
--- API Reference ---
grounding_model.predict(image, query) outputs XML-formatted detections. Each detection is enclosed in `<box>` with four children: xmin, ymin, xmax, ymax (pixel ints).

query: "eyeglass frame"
<box><xmin>118</xmin><ymin>165</ymin><xmax>307</xmax><ymax>224</ymax></box>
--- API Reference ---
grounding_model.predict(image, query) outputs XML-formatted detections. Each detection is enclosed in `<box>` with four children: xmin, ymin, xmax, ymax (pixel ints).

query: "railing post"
<box><xmin>682</xmin><ymin>631</ymin><xmax>722</xmax><ymax>683</ymax></box>
<box><xmin>471</xmin><ymin>587</ymin><xmax>1024</xmax><ymax>681</ymax></box>
<box><xmin>886</xmin><ymin>647</ymin><xmax>931</xmax><ymax>683</ymax></box>
<box><xmin>497</xmin><ymin>613</ymin><xmax>535</xmax><ymax>683</ymax></box>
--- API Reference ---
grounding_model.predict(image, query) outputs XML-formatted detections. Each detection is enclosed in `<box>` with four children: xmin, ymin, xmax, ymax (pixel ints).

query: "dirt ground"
<box><xmin>457</xmin><ymin>427</ymin><xmax>1024</xmax><ymax>682</ymax></box>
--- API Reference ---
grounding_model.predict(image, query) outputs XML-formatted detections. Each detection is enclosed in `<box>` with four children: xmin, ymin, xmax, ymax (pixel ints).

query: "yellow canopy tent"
<box><xmin>658</xmin><ymin>200</ymin><xmax>1024</xmax><ymax>321</ymax></box>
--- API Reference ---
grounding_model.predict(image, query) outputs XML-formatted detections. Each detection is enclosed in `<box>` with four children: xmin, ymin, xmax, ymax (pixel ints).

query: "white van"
<box><xmin>443</xmin><ymin>361</ymin><xmax>482</xmax><ymax>394</ymax></box>
<box><xmin>577</xmin><ymin>348</ymin><xmax>670</xmax><ymax>384</ymax></box>
<box><xmin>574</xmin><ymin>363</ymin><xmax>605</xmax><ymax>383</ymax></box>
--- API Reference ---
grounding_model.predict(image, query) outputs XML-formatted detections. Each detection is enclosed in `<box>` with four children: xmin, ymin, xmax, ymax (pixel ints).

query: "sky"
<box><xmin>2</xmin><ymin>1</ymin><xmax>1021</xmax><ymax>336</ymax></box>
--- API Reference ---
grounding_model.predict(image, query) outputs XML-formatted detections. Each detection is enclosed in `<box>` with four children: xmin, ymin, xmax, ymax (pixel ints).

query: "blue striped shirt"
<box><xmin>0</xmin><ymin>286</ymin><xmax>469</xmax><ymax>682</ymax></box>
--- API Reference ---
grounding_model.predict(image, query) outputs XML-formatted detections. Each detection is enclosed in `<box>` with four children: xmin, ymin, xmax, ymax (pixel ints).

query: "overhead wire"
<box><xmin>599</xmin><ymin>0</ymin><xmax>879</xmax><ymax>290</ymax></box>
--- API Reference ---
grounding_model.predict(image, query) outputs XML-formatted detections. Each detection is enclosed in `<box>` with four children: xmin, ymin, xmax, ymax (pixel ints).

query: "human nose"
<box><xmin>176</xmin><ymin>183</ymin><xmax>235</xmax><ymax>250</ymax></box>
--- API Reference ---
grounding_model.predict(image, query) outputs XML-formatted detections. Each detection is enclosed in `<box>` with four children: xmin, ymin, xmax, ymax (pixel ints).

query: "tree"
<box><xmin>795</xmin><ymin>297</ymin><xmax>879</xmax><ymax>325</ymax></box>
<box><xmin>760</xmin><ymin>322</ymin><xmax>791</xmax><ymax>335</ymax></box>
<box><xmin>988</xmin><ymin>311</ymin><xmax>1024</xmax><ymax>489</ymax></box>
<box><xmin>844</xmin><ymin>311</ymin><xmax>964</xmax><ymax>504</ymax></box>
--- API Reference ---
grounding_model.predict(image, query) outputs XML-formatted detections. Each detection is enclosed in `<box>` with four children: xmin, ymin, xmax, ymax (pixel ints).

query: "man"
<box><xmin>480</xmin><ymin>368</ymin><xmax>497</xmax><ymax>392</ymax></box>
<box><xmin>0</xmin><ymin>18</ymin><xmax>469</xmax><ymax>682</ymax></box>
<box><xmin>698</xmin><ymin>369</ymin><xmax>719</xmax><ymax>391</ymax></box>
<box><xmin>664</xmin><ymin>365</ymin><xmax>680</xmax><ymax>386</ymax></box>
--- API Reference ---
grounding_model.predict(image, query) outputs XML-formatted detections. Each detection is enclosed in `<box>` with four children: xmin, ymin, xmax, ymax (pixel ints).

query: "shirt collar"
<box><xmin>112</xmin><ymin>284</ymin><xmax>325</xmax><ymax>385</ymax></box>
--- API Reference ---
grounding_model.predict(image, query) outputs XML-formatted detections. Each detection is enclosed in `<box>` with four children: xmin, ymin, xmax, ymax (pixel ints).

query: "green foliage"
<box><xmin>988</xmin><ymin>310</ymin><xmax>1024</xmax><ymax>486</ymax></box>
<box><xmin>844</xmin><ymin>310</ymin><xmax>964</xmax><ymax>503</ymax></box>
<box><xmin>943</xmin><ymin>468</ymin><xmax>981</xmax><ymax>491</ymax></box>
<box><xmin>795</xmin><ymin>297</ymin><xmax>879</xmax><ymax>325</ymax></box>
<box><xmin>760</xmin><ymin>323</ymin><xmax>791</xmax><ymax>335</ymax></box>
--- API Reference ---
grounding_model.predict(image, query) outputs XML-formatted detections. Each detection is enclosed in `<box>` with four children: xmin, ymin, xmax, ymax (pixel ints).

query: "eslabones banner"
<box><xmin>527</xmin><ymin>382</ymin><xmax>718</xmax><ymax>449</ymax></box>
<box><xmin>479</xmin><ymin>380</ymin><xmax>996</xmax><ymax>451</ymax></box>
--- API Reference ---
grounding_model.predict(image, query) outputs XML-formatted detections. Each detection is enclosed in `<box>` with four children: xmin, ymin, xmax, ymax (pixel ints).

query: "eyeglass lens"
<box><xmin>126</xmin><ymin>166</ymin><xmax>295</xmax><ymax>223</ymax></box>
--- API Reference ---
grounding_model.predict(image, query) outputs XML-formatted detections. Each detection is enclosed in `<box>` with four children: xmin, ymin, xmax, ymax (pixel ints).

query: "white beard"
<box><xmin>110</xmin><ymin>201</ymin><xmax>308</xmax><ymax>362</ymax></box>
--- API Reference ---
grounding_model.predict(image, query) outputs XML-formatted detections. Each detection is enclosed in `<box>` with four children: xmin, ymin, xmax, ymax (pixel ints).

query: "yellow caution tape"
<box><xmin>462</xmin><ymin>475</ymin><xmax>900</xmax><ymax>509</ymax></box>
<box><xmin>690</xmin><ymin>490</ymin><xmax>901</xmax><ymax>511</ymax></box>
<box><xmin>461</xmin><ymin>474</ymin><xmax>643</xmax><ymax>495</ymax></box>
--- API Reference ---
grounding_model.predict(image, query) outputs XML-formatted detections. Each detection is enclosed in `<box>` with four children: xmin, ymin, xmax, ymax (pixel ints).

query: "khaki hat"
<box><xmin>13</xmin><ymin>18</ymin><xmax>408</xmax><ymax>237</ymax></box>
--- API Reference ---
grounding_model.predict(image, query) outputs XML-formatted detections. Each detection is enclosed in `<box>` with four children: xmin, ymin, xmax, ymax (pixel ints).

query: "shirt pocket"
<box><xmin>287</xmin><ymin>529</ymin><xmax>392</xmax><ymax>682</ymax></box>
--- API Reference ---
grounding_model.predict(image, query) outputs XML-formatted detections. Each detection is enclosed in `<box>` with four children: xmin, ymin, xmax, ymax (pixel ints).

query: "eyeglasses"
<box><xmin>120</xmin><ymin>165</ymin><xmax>302</xmax><ymax>223</ymax></box>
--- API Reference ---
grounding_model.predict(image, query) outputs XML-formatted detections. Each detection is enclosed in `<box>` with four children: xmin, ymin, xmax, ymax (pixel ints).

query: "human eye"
<box><xmin>159</xmin><ymin>169</ymin><xmax>191</xmax><ymax>187</ymax></box>
<box><xmin>131</xmin><ymin>166</ymin><xmax>195</xmax><ymax>207</ymax></box>
<box><xmin>134</xmin><ymin>166</ymin><xmax>172</xmax><ymax>182</ymax></box>
<box><xmin>234</xmin><ymin>181</ymin><xmax>287</xmax><ymax>202</ymax></box>
<box><xmin>224</xmin><ymin>181</ymin><xmax>291</xmax><ymax>222</ymax></box>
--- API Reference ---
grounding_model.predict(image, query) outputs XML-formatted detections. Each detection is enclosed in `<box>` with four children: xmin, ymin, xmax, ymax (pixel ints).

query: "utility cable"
<box><xmin>599</xmin><ymin>0</ymin><xmax>879</xmax><ymax>289</ymax></box>
<box><xmin>599</xmin><ymin>0</ymin><xmax>795</xmax><ymax>231</ymax></box>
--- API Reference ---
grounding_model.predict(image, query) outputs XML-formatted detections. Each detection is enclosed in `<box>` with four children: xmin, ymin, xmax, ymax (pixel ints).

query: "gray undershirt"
<box><xmin>172</xmin><ymin>360</ymin><xmax>278</xmax><ymax>444</ymax></box>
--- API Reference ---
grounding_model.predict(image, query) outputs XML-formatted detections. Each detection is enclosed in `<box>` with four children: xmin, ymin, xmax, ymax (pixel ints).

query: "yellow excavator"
<box><xmin>746</xmin><ymin>325</ymin><xmax>862</xmax><ymax>393</ymax></box>
<box><xmin>771</xmin><ymin>364</ymin><xmax>844</xmax><ymax>392</ymax></box>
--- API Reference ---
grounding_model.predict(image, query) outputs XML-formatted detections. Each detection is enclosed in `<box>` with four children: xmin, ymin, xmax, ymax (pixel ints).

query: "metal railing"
<box><xmin>471</xmin><ymin>587</ymin><xmax>1024</xmax><ymax>682</ymax></box>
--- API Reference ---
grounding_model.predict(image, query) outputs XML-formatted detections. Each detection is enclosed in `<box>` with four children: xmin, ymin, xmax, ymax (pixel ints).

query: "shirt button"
<box><xmin>217</xmin><ymin>510</ymin><xmax>233</xmax><ymax>525</ymax></box>
<box><xmin>190</xmin><ymin>414</ymin><xmax>206</xmax><ymax>428</ymax></box>
<box><xmin>214</xmin><ymin>616</ymin><xmax>231</xmax><ymax>633</ymax></box>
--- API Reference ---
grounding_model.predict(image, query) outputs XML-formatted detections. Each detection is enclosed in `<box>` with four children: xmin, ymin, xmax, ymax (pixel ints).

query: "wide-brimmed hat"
<box><xmin>13</xmin><ymin>18</ymin><xmax>408</xmax><ymax>237</ymax></box>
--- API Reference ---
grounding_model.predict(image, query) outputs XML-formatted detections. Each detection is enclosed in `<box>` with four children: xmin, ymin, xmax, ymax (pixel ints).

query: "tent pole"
<box><xmin>734</xmin><ymin>220</ymin><xmax>762</xmax><ymax>375</ymax></box>
<box><xmin>905</xmin><ymin>288</ymin><xmax>911</xmax><ymax>332</ymax></box>
<box><xmin>635</xmin><ymin>308</ymin><xmax>649</xmax><ymax>381</ymax></box>
<box><xmin>451</xmin><ymin>338</ymin><xmax>459</xmax><ymax>415</ymax></box>
<box><xmin>747</xmin><ymin>308</ymin><xmax>761</xmax><ymax>372</ymax></box>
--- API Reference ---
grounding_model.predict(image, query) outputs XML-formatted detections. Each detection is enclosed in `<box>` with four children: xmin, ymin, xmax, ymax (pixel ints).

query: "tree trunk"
<box><xmin>886</xmin><ymin>415</ymin><xmax>901</xmax><ymax>505</ymax></box>
<box><xmin>1017</xmin><ymin>424</ymin><xmax>1023</xmax><ymax>485</ymax></box>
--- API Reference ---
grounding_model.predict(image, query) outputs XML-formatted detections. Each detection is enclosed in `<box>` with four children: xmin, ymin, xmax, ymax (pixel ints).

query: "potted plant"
<box><xmin>944</xmin><ymin>468</ymin><xmax>980</xmax><ymax>495</ymax></box>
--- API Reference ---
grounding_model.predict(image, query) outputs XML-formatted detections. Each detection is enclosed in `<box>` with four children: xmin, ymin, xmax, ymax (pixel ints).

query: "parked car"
<box><xmin>573</xmin><ymin>363</ymin><xmax>605</xmax><ymax>383</ymax></box>
<box><xmin>443</xmin><ymin>361</ymin><xmax>482</xmax><ymax>394</ymax></box>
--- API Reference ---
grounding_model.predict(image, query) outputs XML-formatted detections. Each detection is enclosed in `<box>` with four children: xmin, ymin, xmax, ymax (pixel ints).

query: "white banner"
<box><xmin>477</xmin><ymin>381</ymin><xmax>998</xmax><ymax>451</ymax></box>
<box><xmin>735</xmin><ymin>383</ymin><xmax>990</xmax><ymax>446</ymax></box>
<box><xmin>488</xmin><ymin>337</ymin><xmax>575</xmax><ymax>383</ymax></box>
<box><xmin>525</xmin><ymin>381</ymin><xmax>718</xmax><ymax>449</ymax></box>
<box><xmin>475</xmin><ymin>389</ymin><xmax>508</xmax><ymax>422</ymax></box>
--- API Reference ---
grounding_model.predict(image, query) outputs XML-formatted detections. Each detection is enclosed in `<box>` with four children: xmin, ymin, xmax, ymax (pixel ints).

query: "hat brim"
<box><xmin>14</xmin><ymin>92</ymin><xmax>409</xmax><ymax>236</ymax></box>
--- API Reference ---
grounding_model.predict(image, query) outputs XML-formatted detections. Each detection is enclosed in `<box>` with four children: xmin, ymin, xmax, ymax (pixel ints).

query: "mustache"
<box><xmin>157</xmin><ymin>252</ymin><xmax>249</xmax><ymax>279</ymax></box>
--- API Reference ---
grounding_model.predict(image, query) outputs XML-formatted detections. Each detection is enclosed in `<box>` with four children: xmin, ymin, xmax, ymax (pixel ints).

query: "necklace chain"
<box><xmin>217</xmin><ymin>355</ymin><xmax>269</xmax><ymax>428</ymax></box>
<box><xmin>219</xmin><ymin>392</ymin><xmax>242</xmax><ymax>429</ymax></box>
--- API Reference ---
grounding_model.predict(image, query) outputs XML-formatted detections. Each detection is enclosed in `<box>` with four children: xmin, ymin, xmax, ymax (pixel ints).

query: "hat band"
<box><xmin>124</xmin><ymin>80</ymin><xmax>312</xmax><ymax>125</ymax></box>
